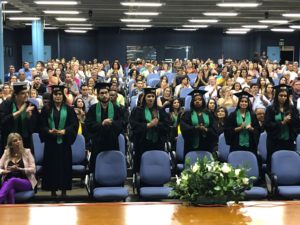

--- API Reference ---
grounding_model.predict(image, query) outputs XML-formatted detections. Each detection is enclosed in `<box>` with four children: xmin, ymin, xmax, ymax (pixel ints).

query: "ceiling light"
<box><xmin>65</xmin><ymin>30</ymin><xmax>87</xmax><ymax>33</ymax></box>
<box><xmin>226</xmin><ymin>31</ymin><xmax>247</xmax><ymax>34</ymax></box>
<box><xmin>66</xmin><ymin>23</ymin><xmax>93</xmax><ymax>26</ymax></box>
<box><xmin>271</xmin><ymin>28</ymin><xmax>294</xmax><ymax>32</ymax></box>
<box><xmin>188</xmin><ymin>19</ymin><xmax>218</xmax><ymax>23</ymax></box>
<box><xmin>174</xmin><ymin>28</ymin><xmax>197</xmax><ymax>31</ymax></box>
<box><xmin>217</xmin><ymin>2</ymin><xmax>261</xmax><ymax>7</ymax></box>
<box><xmin>1</xmin><ymin>1</ymin><xmax>8</xmax><ymax>4</ymax></box>
<box><xmin>182</xmin><ymin>25</ymin><xmax>208</xmax><ymax>28</ymax></box>
<box><xmin>9</xmin><ymin>17</ymin><xmax>40</xmax><ymax>21</ymax></box>
<box><xmin>259</xmin><ymin>20</ymin><xmax>288</xmax><ymax>24</ymax></box>
<box><xmin>289</xmin><ymin>25</ymin><xmax>300</xmax><ymax>29</ymax></box>
<box><xmin>124</xmin><ymin>12</ymin><xmax>159</xmax><ymax>16</ymax></box>
<box><xmin>121</xmin><ymin>19</ymin><xmax>151</xmax><ymax>23</ymax></box>
<box><xmin>126</xmin><ymin>24</ymin><xmax>152</xmax><ymax>28</ymax></box>
<box><xmin>203</xmin><ymin>12</ymin><xmax>238</xmax><ymax>16</ymax></box>
<box><xmin>34</xmin><ymin>1</ymin><xmax>78</xmax><ymax>5</ymax></box>
<box><xmin>44</xmin><ymin>27</ymin><xmax>59</xmax><ymax>30</ymax></box>
<box><xmin>25</xmin><ymin>23</ymin><xmax>50</xmax><ymax>26</ymax></box>
<box><xmin>2</xmin><ymin>10</ymin><xmax>23</xmax><ymax>13</ymax></box>
<box><xmin>228</xmin><ymin>28</ymin><xmax>251</xmax><ymax>32</ymax></box>
<box><xmin>56</xmin><ymin>18</ymin><xmax>87</xmax><ymax>22</ymax></box>
<box><xmin>121</xmin><ymin>2</ymin><xmax>163</xmax><ymax>7</ymax></box>
<box><xmin>242</xmin><ymin>25</ymin><xmax>268</xmax><ymax>29</ymax></box>
<box><xmin>69</xmin><ymin>27</ymin><xmax>93</xmax><ymax>30</ymax></box>
<box><xmin>44</xmin><ymin>11</ymin><xmax>80</xmax><ymax>14</ymax></box>
<box><xmin>121</xmin><ymin>28</ymin><xmax>145</xmax><ymax>31</ymax></box>
<box><xmin>282</xmin><ymin>13</ymin><xmax>300</xmax><ymax>18</ymax></box>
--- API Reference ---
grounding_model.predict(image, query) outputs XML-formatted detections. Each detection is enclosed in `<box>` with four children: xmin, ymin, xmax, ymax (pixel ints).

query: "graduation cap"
<box><xmin>188</xmin><ymin>89</ymin><xmax>207</xmax><ymax>97</ymax></box>
<box><xmin>94</xmin><ymin>82</ymin><xmax>112</xmax><ymax>91</ymax></box>
<box><xmin>13</xmin><ymin>82</ymin><xmax>27</xmax><ymax>94</ymax></box>
<box><xmin>274</xmin><ymin>84</ymin><xmax>292</xmax><ymax>94</ymax></box>
<box><xmin>51</xmin><ymin>85</ymin><xmax>65</xmax><ymax>93</ymax></box>
<box><xmin>143</xmin><ymin>87</ymin><xmax>157</xmax><ymax>96</ymax></box>
<box><xmin>234</xmin><ymin>91</ymin><xmax>253</xmax><ymax>99</ymax></box>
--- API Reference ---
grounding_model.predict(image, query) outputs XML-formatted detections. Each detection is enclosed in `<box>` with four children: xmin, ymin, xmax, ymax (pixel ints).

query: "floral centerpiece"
<box><xmin>170</xmin><ymin>157</ymin><xmax>254</xmax><ymax>205</ymax></box>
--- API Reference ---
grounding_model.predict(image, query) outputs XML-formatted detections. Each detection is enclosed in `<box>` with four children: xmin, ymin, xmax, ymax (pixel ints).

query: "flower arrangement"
<box><xmin>170</xmin><ymin>157</ymin><xmax>254</xmax><ymax>204</ymax></box>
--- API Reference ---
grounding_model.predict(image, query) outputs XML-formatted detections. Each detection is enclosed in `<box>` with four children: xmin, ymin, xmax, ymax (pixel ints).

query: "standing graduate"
<box><xmin>129</xmin><ymin>88</ymin><xmax>171</xmax><ymax>172</ymax></box>
<box><xmin>180</xmin><ymin>89</ymin><xmax>217</xmax><ymax>155</ymax></box>
<box><xmin>85</xmin><ymin>83</ymin><xmax>123</xmax><ymax>172</ymax></box>
<box><xmin>265</xmin><ymin>84</ymin><xmax>299</xmax><ymax>167</ymax></box>
<box><xmin>224</xmin><ymin>91</ymin><xmax>260</xmax><ymax>155</ymax></box>
<box><xmin>39</xmin><ymin>85</ymin><xmax>78</xmax><ymax>196</ymax></box>
<box><xmin>0</xmin><ymin>82</ymin><xmax>38</xmax><ymax>155</ymax></box>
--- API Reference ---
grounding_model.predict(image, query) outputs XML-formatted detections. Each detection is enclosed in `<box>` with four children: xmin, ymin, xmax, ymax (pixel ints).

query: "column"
<box><xmin>32</xmin><ymin>20</ymin><xmax>44</xmax><ymax>66</ymax></box>
<box><xmin>0</xmin><ymin>2</ymin><xmax>5</xmax><ymax>83</ymax></box>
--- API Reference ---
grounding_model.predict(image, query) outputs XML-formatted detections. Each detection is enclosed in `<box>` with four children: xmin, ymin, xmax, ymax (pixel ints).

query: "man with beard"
<box><xmin>86</xmin><ymin>82</ymin><xmax>123</xmax><ymax>172</ymax></box>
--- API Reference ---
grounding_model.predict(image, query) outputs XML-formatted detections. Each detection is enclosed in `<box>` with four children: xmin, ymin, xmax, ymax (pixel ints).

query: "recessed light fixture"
<box><xmin>282</xmin><ymin>13</ymin><xmax>300</xmax><ymax>18</ymax></box>
<box><xmin>126</xmin><ymin>24</ymin><xmax>152</xmax><ymax>28</ymax></box>
<box><xmin>203</xmin><ymin>12</ymin><xmax>238</xmax><ymax>16</ymax></box>
<box><xmin>1</xmin><ymin>1</ymin><xmax>8</xmax><ymax>4</ymax></box>
<box><xmin>226</xmin><ymin>31</ymin><xmax>247</xmax><ymax>34</ymax></box>
<box><xmin>2</xmin><ymin>10</ymin><xmax>23</xmax><ymax>13</ymax></box>
<box><xmin>66</xmin><ymin>23</ymin><xmax>93</xmax><ymax>26</ymax></box>
<box><xmin>242</xmin><ymin>25</ymin><xmax>268</xmax><ymax>29</ymax></box>
<box><xmin>271</xmin><ymin>28</ymin><xmax>294</xmax><ymax>32</ymax></box>
<box><xmin>56</xmin><ymin>18</ymin><xmax>87</xmax><ymax>22</ymax></box>
<box><xmin>9</xmin><ymin>17</ymin><xmax>40</xmax><ymax>21</ymax></box>
<box><xmin>174</xmin><ymin>28</ymin><xmax>197</xmax><ymax>31</ymax></box>
<box><xmin>44</xmin><ymin>27</ymin><xmax>59</xmax><ymax>30</ymax></box>
<box><xmin>217</xmin><ymin>2</ymin><xmax>261</xmax><ymax>7</ymax></box>
<box><xmin>43</xmin><ymin>10</ymin><xmax>80</xmax><ymax>14</ymax></box>
<box><xmin>121</xmin><ymin>2</ymin><xmax>163</xmax><ymax>7</ymax></box>
<box><xmin>227</xmin><ymin>28</ymin><xmax>251</xmax><ymax>32</ymax></box>
<box><xmin>35</xmin><ymin>1</ymin><xmax>78</xmax><ymax>5</ymax></box>
<box><xmin>259</xmin><ymin>20</ymin><xmax>288</xmax><ymax>24</ymax></box>
<box><xmin>182</xmin><ymin>25</ymin><xmax>208</xmax><ymax>28</ymax></box>
<box><xmin>25</xmin><ymin>23</ymin><xmax>50</xmax><ymax>26</ymax></box>
<box><xmin>68</xmin><ymin>27</ymin><xmax>93</xmax><ymax>30</ymax></box>
<box><xmin>124</xmin><ymin>12</ymin><xmax>159</xmax><ymax>16</ymax></box>
<box><xmin>188</xmin><ymin>19</ymin><xmax>219</xmax><ymax>23</ymax></box>
<box><xmin>289</xmin><ymin>25</ymin><xmax>300</xmax><ymax>29</ymax></box>
<box><xmin>121</xmin><ymin>19</ymin><xmax>151</xmax><ymax>23</ymax></box>
<box><xmin>65</xmin><ymin>29</ymin><xmax>87</xmax><ymax>33</ymax></box>
<box><xmin>121</xmin><ymin>28</ymin><xmax>146</xmax><ymax>31</ymax></box>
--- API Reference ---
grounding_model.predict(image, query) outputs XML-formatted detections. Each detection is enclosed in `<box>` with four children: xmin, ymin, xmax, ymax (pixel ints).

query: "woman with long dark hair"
<box><xmin>39</xmin><ymin>85</ymin><xmax>78</xmax><ymax>197</ymax></box>
<box><xmin>265</xmin><ymin>84</ymin><xmax>299</xmax><ymax>167</ymax></box>
<box><xmin>169</xmin><ymin>98</ymin><xmax>183</xmax><ymax>148</ymax></box>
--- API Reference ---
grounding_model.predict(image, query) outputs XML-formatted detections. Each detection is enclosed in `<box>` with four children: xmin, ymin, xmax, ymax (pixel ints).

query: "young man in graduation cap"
<box><xmin>0</xmin><ymin>82</ymin><xmax>39</xmax><ymax>155</ymax></box>
<box><xmin>86</xmin><ymin>82</ymin><xmax>123</xmax><ymax>172</ymax></box>
<box><xmin>180</xmin><ymin>89</ymin><xmax>217</xmax><ymax>155</ymax></box>
<box><xmin>129</xmin><ymin>87</ymin><xmax>171</xmax><ymax>172</ymax></box>
<box><xmin>224</xmin><ymin>91</ymin><xmax>260</xmax><ymax>155</ymax></box>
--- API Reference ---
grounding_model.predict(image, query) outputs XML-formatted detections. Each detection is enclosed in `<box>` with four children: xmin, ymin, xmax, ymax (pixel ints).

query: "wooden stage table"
<box><xmin>0</xmin><ymin>201</ymin><xmax>300</xmax><ymax>225</ymax></box>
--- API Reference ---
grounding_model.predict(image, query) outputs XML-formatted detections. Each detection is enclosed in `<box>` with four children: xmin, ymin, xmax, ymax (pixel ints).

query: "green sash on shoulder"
<box><xmin>145</xmin><ymin>107</ymin><xmax>160</xmax><ymax>143</ymax></box>
<box><xmin>236</xmin><ymin>109</ymin><xmax>251</xmax><ymax>147</ymax></box>
<box><xmin>12</xmin><ymin>103</ymin><xmax>29</xmax><ymax>137</ymax></box>
<box><xmin>275</xmin><ymin>112</ymin><xmax>289</xmax><ymax>141</ymax></box>
<box><xmin>96</xmin><ymin>101</ymin><xmax>114</xmax><ymax>123</ymax></box>
<box><xmin>48</xmin><ymin>105</ymin><xmax>67</xmax><ymax>144</ymax></box>
<box><xmin>191</xmin><ymin>110</ymin><xmax>210</xmax><ymax>149</ymax></box>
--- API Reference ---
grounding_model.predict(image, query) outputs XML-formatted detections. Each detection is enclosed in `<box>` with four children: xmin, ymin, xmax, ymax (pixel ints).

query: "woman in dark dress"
<box><xmin>265</xmin><ymin>84</ymin><xmax>299</xmax><ymax>168</ymax></box>
<box><xmin>224</xmin><ymin>91</ymin><xmax>260</xmax><ymax>155</ymax></box>
<box><xmin>129</xmin><ymin>88</ymin><xmax>171</xmax><ymax>172</ymax></box>
<box><xmin>169</xmin><ymin>98</ymin><xmax>183</xmax><ymax>149</ymax></box>
<box><xmin>180</xmin><ymin>89</ymin><xmax>217</xmax><ymax>155</ymax></box>
<box><xmin>214</xmin><ymin>106</ymin><xmax>228</xmax><ymax>136</ymax></box>
<box><xmin>39</xmin><ymin>85</ymin><xmax>78</xmax><ymax>197</ymax></box>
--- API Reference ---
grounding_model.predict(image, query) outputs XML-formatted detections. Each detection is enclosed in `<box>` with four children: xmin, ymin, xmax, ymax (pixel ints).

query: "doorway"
<box><xmin>280</xmin><ymin>46</ymin><xmax>294</xmax><ymax>64</ymax></box>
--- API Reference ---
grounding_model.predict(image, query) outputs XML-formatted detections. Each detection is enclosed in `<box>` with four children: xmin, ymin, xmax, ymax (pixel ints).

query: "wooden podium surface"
<box><xmin>1</xmin><ymin>201</ymin><xmax>300</xmax><ymax>225</ymax></box>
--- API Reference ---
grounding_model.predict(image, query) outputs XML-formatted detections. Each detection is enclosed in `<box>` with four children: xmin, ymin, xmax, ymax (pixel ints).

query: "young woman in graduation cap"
<box><xmin>265</xmin><ymin>84</ymin><xmax>299</xmax><ymax>168</ymax></box>
<box><xmin>39</xmin><ymin>85</ymin><xmax>78</xmax><ymax>197</ymax></box>
<box><xmin>0</xmin><ymin>82</ymin><xmax>39</xmax><ymax>155</ymax></box>
<box><xmin>180</xmin><ymin>89</ymin><xmax>217</xmax><ymax>155</ymax></box>
<box><xmin>224</xmin><ymin>91</ymin><xmax>260</xmax><ymax>155</ymax></box>
<box><xmin>129</xmin><ymin>87</ymin><xmax>171</xmax><ymax>172</ymax></box>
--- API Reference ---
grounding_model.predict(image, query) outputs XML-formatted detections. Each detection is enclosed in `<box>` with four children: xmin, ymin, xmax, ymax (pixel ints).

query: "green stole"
<box><xmin>171</xmin><ymin>113</ymin><xmax>178</xmax><ymax>126</ymax></box>
<box><xmin>145</xmin><ymin>107</ymin><xmax>160</xmax><ymax>143</ymax></box>
<box><xmin>48</xmin><ymin>105</ymin><xmax>67</xmax><ymax>144</ymax></box>
<box><xmin>12</xmin><ymin>103</ymin><xmax>29</xmax><ymax>137</ymax></box>
<box><xmin>236</xmin><ymin>109</ymin><xmax>251</xmax><ymax>147</ymax></box>
<box><xmin>191</xmin><ymin>110</ymin><xmax>210</xmax><ymax>149</ymax></box>
<box><xmin>275</xmin><ymin>112</ymin><xmax>289</xmax><ymax>141</ymax></box>
<box><xmin>96</xmin><ymin>101</ymin><xmax>114</xmax><ymax>123</ymax></box>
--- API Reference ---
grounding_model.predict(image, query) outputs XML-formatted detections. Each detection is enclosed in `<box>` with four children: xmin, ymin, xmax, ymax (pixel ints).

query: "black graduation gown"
<box><xmin>0</xmin><ymin>99</ymin><xmax>39</xmax><ymax>155</ymax></box>
<box><xmin>129</xmin><ymin>107</ymin><xmax>171</xmax><ymax>172</ymax></box>
<box><xmin>180</xmin><ymin>110</ymin><xmax>217</xmax><ymax>155</ymax></box>
<box><xmin>86</xmin><ymin>102</ymin><xmax>123</xmax><ymax>172</ymax></box>
<box><xmin>224</xmin><ymin>110</ymin><xmax>260</xmax><ymax>155</ymax></box>
<box><xmin>265</xmin><ymin>105</ymin><xmax>299</xmax><ymax>166</ymax></box>
<box><xmin>39</xmin><ymin>104</ymin><xmax>78</xmax><ymax>191</ymax></box>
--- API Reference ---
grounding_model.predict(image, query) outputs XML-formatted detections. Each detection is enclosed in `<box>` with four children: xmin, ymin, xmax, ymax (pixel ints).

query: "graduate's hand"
<box><xmin>152</xmin><ymin>118</ymin><xmax>159</xmax><ymax>127</ymax></box>
<box><xmin>102</xmin><ymin>118</ymin><xmax>112</xmax><ymax>126</ymax></box>
<box><xmin>246</xmin><ymin>124</ymin><xmax>254</xmax><ymax>131</ymax></box>
<box><xmin>56</xmin><ymin>129</ymin><xmax>66</xmax><ymax>136</ymax></box>
<box><xmin>26</xmin><ymin>104</ymin><xmax>35</xmax><ymax>118</ymax></box>
<box><xmin>19</xmin><ymin>103</ymin><xmax>27</xmax><ymax>113</ymax></box>
<box><xmin>283</xmin><ymin>114</ymin><xmax>291</xmax><ymax>124</ymax></box>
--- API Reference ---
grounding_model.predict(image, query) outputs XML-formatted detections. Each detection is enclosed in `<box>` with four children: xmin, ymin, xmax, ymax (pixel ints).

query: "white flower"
<box><xmin>206</xmin><ymin>164</ymin><xmax>212</xmax><ymax>172</ymax></box>
<box><xmin>181</xmin><ymin>174</ymin><xmax>188</xmax><ymax>181</ymax></box>
<box><xmin>192</xmin><ymin>164</ymin><xmax>200</xmax><ymax>172</ymax></box>
<box><xmin>242</xmin><ymin>178</ymin><xmax>249</xmax><ymax>185</ymax></box>
<box><xmin>176</xmin><ymin>175</ymin><xmax>182</xmax><ymax>185</ymax></box>
<box><xmin>221</xmin><ymin>163</ymin><xmax>231</xmax><ymax>173</ymax></box>
<box><xmin>235</xmin><ymin>169</ymin><xmax>241</xmax><ymax>176</ymax></box>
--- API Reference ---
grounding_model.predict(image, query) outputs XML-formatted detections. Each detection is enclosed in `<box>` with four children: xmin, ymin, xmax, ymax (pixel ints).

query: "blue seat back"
<box><xmin>118</xmin><ymin>134</ymin><xmax>126</xmax><ymax>155</ymax></box>
<box><xmin>185</xmin><ymin>151</ymin><xmax>213</xmax><ymax>166</ymax></box>
<box><xmin>227</xmin><ymin>107</ymin><xmax>236</xmax><ymax>116</ymax></box>
<box><xmin>296</xmin><ymin>134</ymin><xmax>300</xmax><ymax>151</ymax></box>
<box><xmin>140</xmin><ymin>150</ymin><xmax>171</xmax><ymax>186</ymax></box>
<box><xmin>188</xmin><ymin>73</ymin><xmax>197</xmax><ymax>86</ymax></box>
<box><xmin>257</xmin><ymin>132</ymin><xmax>267</xmax><ymax>162</ymax></box>
<box><xmin>130</xmin><ymin>95</ymin><xmax>138</xmax><ymax>111</ymax></box>
<box><xmin>179</xmin><ymin>88</ymin><xmax>193</xmax><ymax>98</ymax></box>
<box><xmin>184</xmin><ymin>96</ymin><xmax>192</xmax><ymax>111</ymax></box>
<box><xmin>95</xmin><ymin>151</ymin><xmax>127</xmax><ymax>186</ymax></box>
<box><xmin>176</xmin><ymin>134</ymin><xmax>185</xmax><ymax>163</ymax></box>
<box><xmin>271</xmin><ymin>150</ymin><xmax>300</xmax><ymax>185</ymax></box>
<box><xmin>146</xmin><ymin>73</ymin><xmax>160</xmax><ymax>85</ymax></box>
<box><xmin>32</xmin><ymin>133</ymin><xmax>44</xmax><ymax>165</ymax></box>
<box><xmin>71</xmin><ymin>134</ymin><xmax>86</xmax><ymax>164</ymax></box>
<box><xmin>148</xmin><ymin>78</ymin><xmax>160</xmax><ymax>88</ymax></box>
<box><xmin>166</xmin><ymin>73</ymin><xmax>175</xmax><ymax>84</ymax></box>
<box><xmin>218</xmin><ymin>133</ymin><xmax>230</xmax><ymax>162</ymax></box>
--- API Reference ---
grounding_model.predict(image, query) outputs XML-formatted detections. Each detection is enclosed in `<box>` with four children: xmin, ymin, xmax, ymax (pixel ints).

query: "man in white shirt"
<box><xmin>284</xmin><ymin>62</ymin><xmax>298</xmax><ymax>82</ymax></box>
<box><xmin>250</xmin><ymin>83</ymin><xmax>270</xmax><ymax>111</ymax></box>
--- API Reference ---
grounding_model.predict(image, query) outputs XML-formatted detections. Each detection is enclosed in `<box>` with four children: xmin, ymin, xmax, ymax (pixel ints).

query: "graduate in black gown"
<box><xmin>180</xmin><ymin>89</ymin><xmax>217</xmax><ymax>155</ymax></box>
<box><xmin>86</xmin><ymin>83</ymin><xmax>123</xmax><ymax>172</ymax></box>
<box><xmin>224</xmin><ymin>91</ymin><xmax>260</xmax><ymax>155</ymax></box>
<box><xmin>39</xmin><ymin>85</ymin><xmax>78</xmax><ymax>196</ymax></box>
<box><xmin>0</xmin><ymin>82</ymin><xmax>38</xmax><ymax>155</ymax></box>
<box><xmin>265</xmin><ymin>84</ymin><xmax>299</xmax><ymax>168</ymax></box>
<box><xmin>129</xmin><ymin>88</ymin><xmax>171</xmax><ymax>172</ymax></box>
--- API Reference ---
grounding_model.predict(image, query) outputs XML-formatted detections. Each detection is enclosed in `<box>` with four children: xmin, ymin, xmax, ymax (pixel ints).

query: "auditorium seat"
<box><xmin>217</xmin><ymin>133</ymin><xmax>230</xmax><ymax>162</ymax></box>
<box><xmin>185</xmin><ymin>151</ymin><xmax>213</xmax><ymax>167</ymax></box>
